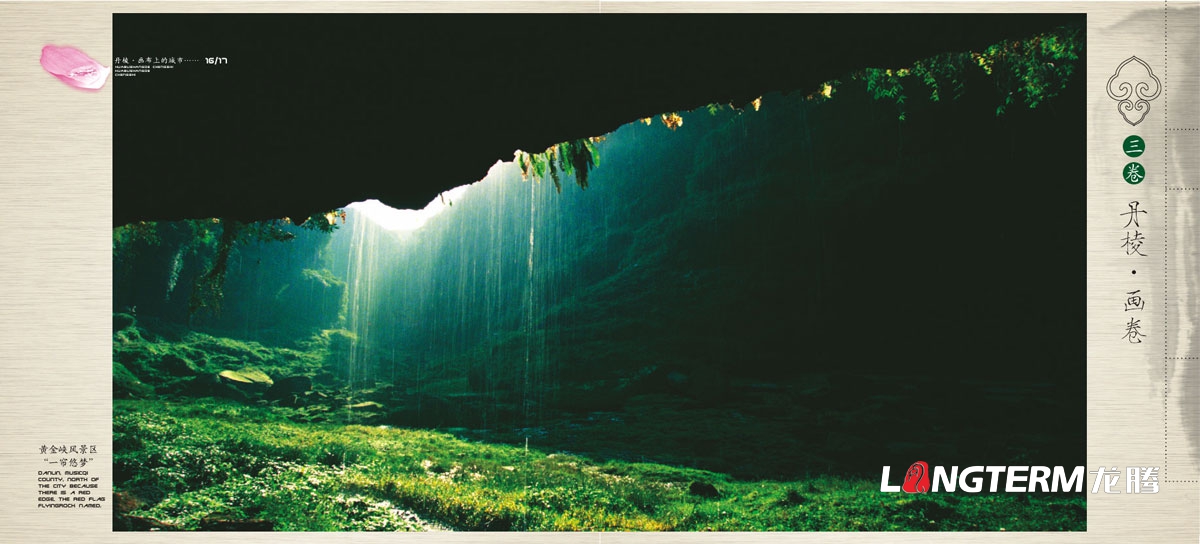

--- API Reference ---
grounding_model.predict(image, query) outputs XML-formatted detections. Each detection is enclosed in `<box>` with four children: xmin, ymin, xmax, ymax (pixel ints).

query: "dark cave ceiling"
<box><xmin>113</xmin><ymin>13</ymin><xmax>1079</xmax><ymax>226</ymax></box>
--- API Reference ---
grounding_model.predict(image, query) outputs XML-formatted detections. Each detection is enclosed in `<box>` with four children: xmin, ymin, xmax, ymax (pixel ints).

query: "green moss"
<box><xmin>112</xmin><ymin>317</ymin><xmax>334</xmax><ymax>402</ymax></box>
<box><xmin>113</xmin><ymin>361</ymin><xmax>154</xmax><ymax>399</ymax></box>
<box><xmin>301</xmin><ymin>268</ymin><xmax>345</xmax><ymax>289</ymax></box>
<box><xmin>114</xmin><ymin>399</ymin><xmax>1086</xmax><ymax>532</ymax></box>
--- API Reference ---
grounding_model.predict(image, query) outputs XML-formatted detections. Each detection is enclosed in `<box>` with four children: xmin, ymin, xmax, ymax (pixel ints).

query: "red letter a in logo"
<box><xmin>902</xmin><ymin>461</ymin><xmax>930</xmax><ymax>493</ymax></box>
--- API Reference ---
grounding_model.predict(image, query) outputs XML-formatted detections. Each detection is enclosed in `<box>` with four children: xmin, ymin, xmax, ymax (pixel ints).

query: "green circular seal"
<box><xmin>1123</xmin><ymin>135</ymin><xmax>1145</xmax><ymax>157</ymax></box>
<box><xmin>1123</xmin><ymin>162</ymin><xmax>1146</xmax><ymax>185</ymax></box>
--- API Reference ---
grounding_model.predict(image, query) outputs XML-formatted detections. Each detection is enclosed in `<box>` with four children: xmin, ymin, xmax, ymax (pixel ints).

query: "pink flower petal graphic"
<box><xmin>40</xmin><ymin>45</ymin><xmax>110</xmax><ymax>91</ymax></box>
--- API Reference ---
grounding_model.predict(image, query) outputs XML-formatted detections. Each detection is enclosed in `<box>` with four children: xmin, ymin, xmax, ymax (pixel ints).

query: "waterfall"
<box><xmin>343</xmin><ymin>211</ymin><xmax>379</xmax><ymax>408</ymax></box>
<box><xmin>165</xmin><ymin>247</ymin><xmax>184</xmax><ymax>300</ymax></box>
<box><xmin>524</xmin><ymin>171</ymin><xmax>537</xmax><ymax>425</ymax></box>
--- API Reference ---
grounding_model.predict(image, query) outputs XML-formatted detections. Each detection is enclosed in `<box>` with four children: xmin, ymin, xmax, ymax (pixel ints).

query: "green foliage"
<box><xmin>854</xmin><ymin>24</ymin><xmax>1082</xmax><ymax>119</ymax></box>
<box><xmin>113</xmin><ymin>213</ymin><xmax>342</xmax><ymax>322</ymax></box>
<box><xmin>112</xmin><ymin>222</ymin><xmax>160</xmax><ymax>255</ymax></box>
<box><xmin>301</xmin><ymin>268</ymin><xmax>345</xmax><ymax>289</ymax></box>
<box><xmin>113</xmin><ymin>220</ymin><xmax>217</xmax><ymax>283</ymax></box>
<box><xmin>114</xmin><ymin>399</ymin><xmax>1087</xmax><ymax>532</ymax></box>
<box><xmin>113</xmin><ymin>318</ymin><xmax>327</xmax><ymax>395</ymax></box>
<box><xmin>303</xmin><ymin>328</ymin><xmax>356</xmax><ymax>367</ymax></box>
<box><xmin>863</xmin><ymin>68</ymin><xmax>908</xmax><ymax>121</ymax></box>
<box><xmin>515</xmin><ymin>138</ymin><xmax>602</xmax><ymax>193</ymax></box>
<box><xmin>909</xmin><ymin>53</ymin><xmax>968</xmax><ymax>103</ymax></box>
<box><xmin>299</xmin><ymin>210</ymin><xmax>344</xmax><ymax>233</ymax></box>
<box><xmin>977</xmin><ymin>25</ymin><xmax>1082</xmax><ymax>110</ymax></box>
<box><xmin>113</xmin><ymin>361</ymin><xmax>154</xmax><ymax>399</ymax></box>
<box><xmin>186</xmin><ymin>220</ymin><xmax>240</xmax><ymax>319</ymax></box>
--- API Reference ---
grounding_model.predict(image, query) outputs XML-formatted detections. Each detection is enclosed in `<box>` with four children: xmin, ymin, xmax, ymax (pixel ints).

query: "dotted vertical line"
<box><xmin>1161</xmin><ymin>0</ymin><xmax>1169</xmax><ymax>479</ymax></box>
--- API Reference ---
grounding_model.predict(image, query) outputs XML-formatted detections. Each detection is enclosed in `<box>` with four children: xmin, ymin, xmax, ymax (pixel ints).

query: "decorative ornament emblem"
<box><xmin>1106</xmin><ymin>56</ymin><xmax>1161</xmax><ymax>126</ymax></box>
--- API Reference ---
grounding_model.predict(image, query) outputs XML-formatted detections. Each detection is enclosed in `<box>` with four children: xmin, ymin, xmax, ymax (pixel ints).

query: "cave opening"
<box><xmin>113</xmin><ymin>14</ymin><xmax>1087</xmax><ymax>532</ymax></box>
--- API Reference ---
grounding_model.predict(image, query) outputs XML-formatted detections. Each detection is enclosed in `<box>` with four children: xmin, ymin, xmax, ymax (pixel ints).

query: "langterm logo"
<box><xmin>881</xmin><ymin>461</ymin><xmax>1084</xmax><ymax>493</ymax></box>
<box><xmin>902</xmin><ymin>460</ymin><xmax>930</xmax><ymax>493</ymax></box>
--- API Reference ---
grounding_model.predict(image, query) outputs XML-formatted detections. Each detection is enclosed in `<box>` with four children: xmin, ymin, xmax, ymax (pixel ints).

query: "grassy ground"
<box><xmin>114</xmin><ymin>399</ymin><xmax>1085</xmax><ymax>531</ymax></box>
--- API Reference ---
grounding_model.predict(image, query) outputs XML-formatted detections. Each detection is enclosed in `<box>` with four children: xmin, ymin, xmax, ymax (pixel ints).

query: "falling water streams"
<box><xmin>343</xmin><ymin>211</ymin><xmax>379</xmax><ymax>414</ymax></box>
<box><xmin>524</xmin><ymin>169</ymin><xmax>536</xmax><ymax>426</ymax></box>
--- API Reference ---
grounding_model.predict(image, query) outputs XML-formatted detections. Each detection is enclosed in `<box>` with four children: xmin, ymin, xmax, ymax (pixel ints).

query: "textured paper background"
<box><xmin>0</xmin><ymin>2</ymin><xmax>1196</xmax><ymax>542</ymax></box>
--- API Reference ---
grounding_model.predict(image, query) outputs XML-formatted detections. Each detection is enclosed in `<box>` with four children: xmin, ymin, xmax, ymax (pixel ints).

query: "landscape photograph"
<box><xmin>111</xmin><ymin>13</ymin><xmax>1087</xmax><ymax>531</ymax></box>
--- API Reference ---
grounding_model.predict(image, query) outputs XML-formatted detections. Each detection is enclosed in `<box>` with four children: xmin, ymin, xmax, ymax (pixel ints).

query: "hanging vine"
<box><xmin>515</xmin><ymin>136</ymin><xmax>603</xmax><ymax>193</ymax></box>
<box><xmin>183</xmin><ymin>210</ymin><xmax>344</xmax><ymax>321</ymax></box>
<box><xmin>844</xmin><ymin>23</ymin><xmax>1082</xmax><ymax>120</ymax></box>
